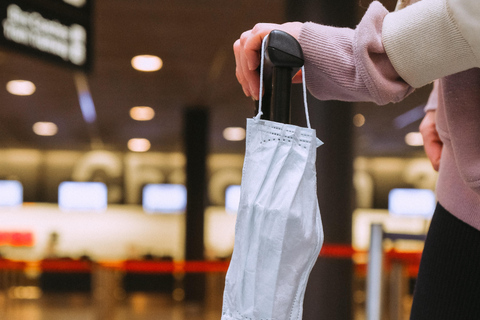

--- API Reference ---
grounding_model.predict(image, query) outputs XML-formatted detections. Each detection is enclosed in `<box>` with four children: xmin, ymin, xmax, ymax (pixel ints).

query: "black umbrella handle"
<box><xmin>257</xmin><ymin>30</ymin><xmax>304</xmax><ymax>124</ymax></box>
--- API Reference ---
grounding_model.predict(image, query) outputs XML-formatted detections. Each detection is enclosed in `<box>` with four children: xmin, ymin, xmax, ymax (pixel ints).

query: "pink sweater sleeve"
<box><xmin>298</xmin><ymin>1</ymin><xmax>414</xmax><ymax>105</ymax></box>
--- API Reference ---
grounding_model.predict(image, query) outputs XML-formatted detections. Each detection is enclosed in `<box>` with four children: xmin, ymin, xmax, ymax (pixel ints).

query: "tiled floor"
<box><xmin>0</xmin><ymin>273</ymin><xmax>225</xmax><ymax>320</ymax></box>
<box><xmin>0</xmin><ymin>292</ymin><xmax>223</xmax><ymax>320</ymax></box>
<box><xmin>0</xmin><ymin>273</ymin><xmax>413</xmax><ymax>320</ymax></box>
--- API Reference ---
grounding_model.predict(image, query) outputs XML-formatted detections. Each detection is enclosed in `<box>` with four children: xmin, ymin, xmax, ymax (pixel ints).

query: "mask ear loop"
<box><xmin>254</xmin><ymin>35</ymin><xmax>269</xmax><ymax>121</ymax></box>
<box><xmin>301</xmin><ymin>66</ymin><xmax>311</xmax><ymax>129</ymax></box>
<box><xmin>254</xmin><ymin>33</ymin><xmax>311</xmax><ymax>130</ymax></box>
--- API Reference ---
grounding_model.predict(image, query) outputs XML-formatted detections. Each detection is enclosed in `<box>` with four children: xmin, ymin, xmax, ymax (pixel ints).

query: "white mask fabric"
<box><xmin>221</xmin><ymin>35</ymin><xmax>324</xmax><ymax>320</ymax></box>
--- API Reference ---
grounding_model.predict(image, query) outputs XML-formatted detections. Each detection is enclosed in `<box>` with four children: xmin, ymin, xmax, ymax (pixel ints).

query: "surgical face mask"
<box><xmin>222</xmin><ymin>35</ymin><xmax>324</xmax><ymax>320</ymax></box>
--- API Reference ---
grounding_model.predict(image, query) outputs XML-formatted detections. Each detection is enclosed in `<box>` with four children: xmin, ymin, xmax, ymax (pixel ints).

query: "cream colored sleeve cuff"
<box><xmin>382</xmin><ymin>0</ymin><xmax>478</xmax><ymax>88</ymax></box>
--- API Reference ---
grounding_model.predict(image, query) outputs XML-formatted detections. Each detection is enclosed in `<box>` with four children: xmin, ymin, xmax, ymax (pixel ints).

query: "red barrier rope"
<box><xmin>0</xmin><ymin>244</ymin><xmax>422</xmax><ymax>275</ymax></box>
<box><xmin>319</xmin><ymin>244</ymin><xmax>358</xmax><ymax>259</ymax></box>
<box><xmin>0</xmin><ymin>259</ymin><xmax>26</xmax><ymax>271</ymax></box>
<box><xmin>40</xmin><ymin>259</ymin><xmax>92</xmax><ymax>273</ymax></box>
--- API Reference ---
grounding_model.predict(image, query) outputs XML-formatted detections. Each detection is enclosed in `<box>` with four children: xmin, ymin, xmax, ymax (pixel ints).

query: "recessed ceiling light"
<box><xmin>223</xmin><ymin>127</ymin><xmax>246</xmax><ymax>141</ymax></box>
<box><xmin>405</xmin><ymin>132</ymin><xmax>423</xmax><ymax>146</ymax></box>
<box><xmin>130</xmin><ymin>106</ymin><xmax>155</xmax><ymax>121</ymax></box>
<box><xmin>63</xmin><ymin>0</ymin><xmax>87</xmax><ymax>7</ymax></box>
<box><xmin>353</xmin><ymin>113</ymin><xmax>365</xmax><ymax>127</ymax></box>
<box><xmin>33</xmin><ymin>122</ymin><xmax>58</xmax><ymax>136</ymax></box>
<box><xmin>6</xmin><ymin>80</ymin><xmax>36</xmax><ymax>96</ymax></box>
<box><xmin>128</xmin><ymin>138</ymin><xmax>151</xmax><ymax>152</ymax></box>
<box><xmin>131</xmin><ymin>55</ymin><xmax>163</xmax><ymax>72</ymax></box>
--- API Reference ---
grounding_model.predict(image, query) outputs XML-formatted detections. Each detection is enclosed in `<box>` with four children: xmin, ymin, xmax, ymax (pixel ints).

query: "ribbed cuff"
<box><xmin>382</xmin><ymin>0</ymin><xmax>477</xmax><ymax>88</ymax></box>
<box><xmin>299</xmin><ymin>23</ymin><xmax>365</xmax><ymax>102</ymax></box>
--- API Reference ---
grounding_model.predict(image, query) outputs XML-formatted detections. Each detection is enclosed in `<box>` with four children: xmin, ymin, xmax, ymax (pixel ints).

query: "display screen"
<box><xmin>388</xmin><ymin>188</ymin><xmax>435</xmax><ymax>217</ymax></box>
<box><xmin>142</xmin><ymin>184</ymin><xmax>186</xmax><ymax>214</ymax></box>
<box><xmin>58</xmin><ymin>181</ymin><xmax>107</xmax><ymax>211</ymax></box>
<box><xmin>0</xmin><ymin>180</ymin><xmax>23</xmax><ymax>206</ymax></box>
<box><xmin>225</xmin><ymin>185</ymin><xmax>241</xmax><ymax>214</ymax></box>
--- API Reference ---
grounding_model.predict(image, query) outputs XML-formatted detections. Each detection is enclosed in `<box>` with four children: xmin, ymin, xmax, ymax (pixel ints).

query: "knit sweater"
<box><xmin>298</xmin><ymin>0</ymin><xmax>480</xmax><ymax>230</ymax></box>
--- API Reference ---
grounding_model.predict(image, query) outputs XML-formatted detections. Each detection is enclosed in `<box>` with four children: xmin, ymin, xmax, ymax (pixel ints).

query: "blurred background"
<box><xmin>0</xmin><ymin>0</ymin><xmax>436</xmax><ymax>319</ymax></box>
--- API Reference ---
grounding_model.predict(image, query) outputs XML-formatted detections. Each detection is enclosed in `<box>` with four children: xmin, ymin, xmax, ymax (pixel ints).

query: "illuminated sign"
<box><xmin>143</xmin><ymin>184</ymin><xmax>187</xmax><ymax>214</ymax></box>
<box><xmin>0</xmin><ymin>0</ymin><xmax>92</xmax><ymax>71</ymax></box>
<box><xmin>0</xmin><ymin>231</ymin><xmax>34</xmax><ymax>247</ymax></box>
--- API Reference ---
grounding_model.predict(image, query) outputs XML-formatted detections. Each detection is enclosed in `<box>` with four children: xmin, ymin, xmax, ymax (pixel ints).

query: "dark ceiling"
<box><xmin>0</xmin><ymin>0</ymin><xmax>432</xmax><ymax>157</ymax></box>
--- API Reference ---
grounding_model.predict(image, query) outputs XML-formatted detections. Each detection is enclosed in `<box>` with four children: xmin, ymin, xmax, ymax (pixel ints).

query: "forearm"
<box><xmin>383</xmin><ymin>0</ymin><xmax>480</xmax><ymax>88</ymax></box>
<box><xmin>298</xmin><ymin>1</ymin><xmax>413</xmax><ymax>105</ymax></box>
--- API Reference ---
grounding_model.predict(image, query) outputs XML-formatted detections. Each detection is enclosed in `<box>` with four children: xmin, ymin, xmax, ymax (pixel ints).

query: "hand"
<box><xmin>233</xmin><ymin>22</ymin><xmax>304</xmax><ymax>100</ymax></box>
<box><xmin>419</xmin><ymin>110</ymin><xmax>442</xmax><ymax>171</ymax></box>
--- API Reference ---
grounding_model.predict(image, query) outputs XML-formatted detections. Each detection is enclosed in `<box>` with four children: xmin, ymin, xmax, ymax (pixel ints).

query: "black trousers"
<box><xmin>410</xmin><ymin>203</ymin><xmax>480</xmax><ymax>320</ymax></box>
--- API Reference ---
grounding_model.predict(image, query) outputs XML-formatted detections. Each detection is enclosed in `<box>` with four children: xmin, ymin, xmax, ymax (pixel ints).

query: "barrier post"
<box><xmin>93</xmin><ymin>264</ymin><xmax>119</xmax><ymax>320</ymax></box>
<box><xmin>366</xmin><ymin>223</ymin><xmax>383</xmax><ymax>320</ymax></box>
<box><xmin>390</xmin><ymin>261</ymin><xmax>404</xmax><ymax>320</ymax></box>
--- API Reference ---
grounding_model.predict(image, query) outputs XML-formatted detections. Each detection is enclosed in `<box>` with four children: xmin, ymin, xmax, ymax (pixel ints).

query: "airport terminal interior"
<box><xmin>0</xmin><ymin>0</ymin><xmax>438</xmax><ymax>319</ymax></box>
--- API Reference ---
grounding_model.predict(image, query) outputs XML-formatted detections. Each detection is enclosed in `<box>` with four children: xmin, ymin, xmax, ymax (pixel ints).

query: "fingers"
<box><xmin>234</xmin><ymin>30</ymin><xmax>258</xmax><ymax>99</ymax></box>
<box><xmin>233</xmin><ymin>22</ymin><xmax>304</xmax><ymax>100</ymax></box>
<box><xmin>424</xmin><ymin>134</ymin><xmax>442</xmax><ymax>171</ymax></box>
<box><xmin>233</xmin><ymin>23</ymin><xmax>277</xmax><ymax>100</ymax></box>
<box><xmin>419</xmin><ymin>111</ymin><xmax>443</xmax><ymax>171</ymax></box>
<box><xmin>244</xmin><ymin>24</ymin><xmax>277</xmax><ymax>70</ymax></box>
<box><xmin>233</xmin><ymin>39</ymin><xmax>250</xmax><ymax>97</ymax></box>
<box><xmin>239</xmin><ymin>29</ymin><xmax>261</xmax><ymax>99</ymax></box>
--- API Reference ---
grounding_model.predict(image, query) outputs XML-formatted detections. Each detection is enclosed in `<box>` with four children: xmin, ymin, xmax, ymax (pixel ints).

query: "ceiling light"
<box><xmin>130</xmin><ymin>106</ymin><xmax>155</xmax><ymax>121</ymax></box>
<box><xmin>128</xmin><ymin>138</ymin><xmax>151</xmax><ymax>152</ymax></box>
<box><xmin>223</xmin><ymin>127</ymin><xmax>246</xmax><ymax>141</ymax></box>
<box><xmin>405</xmin><ymin>132</ymin><xmax>423</xmax><ymax>146</ymax></box>
<box><xmin>62</xmin><ymin>0</ymin><xmax>87</xmax><ymax>7</ymax></box>
<box><xmin>33</xmin><ymin>122</ymin><xmax>58</xmax><ymax>136</ymax></box>
<box><xmin>6</xmin><ymin>80</ymin><xmax>36</xmax><ymax>96</ymax></box>
<box><xmin>131</xmin><ymin>55</ymin><xmax>163</xmax><ymax>72</ymax></box>
<box><xmin>353</xmin><ymin>114</ymin><xmax>365</xmax><ymax>127</ymax></box>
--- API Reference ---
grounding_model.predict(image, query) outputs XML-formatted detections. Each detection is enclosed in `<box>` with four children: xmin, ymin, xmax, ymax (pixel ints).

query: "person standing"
<box><xmin>233</xmin><ymin>0</ymin><xmax>480</xmax><ymax>318</ymax></box>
